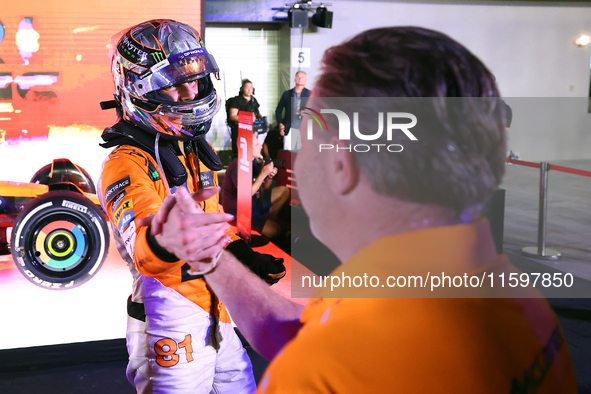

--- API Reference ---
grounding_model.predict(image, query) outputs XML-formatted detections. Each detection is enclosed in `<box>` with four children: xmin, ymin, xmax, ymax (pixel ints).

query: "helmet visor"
<box><xmin>132</xmin><ymin>48</ymin><xmax>218</xmax><ymax>96</ymax></box>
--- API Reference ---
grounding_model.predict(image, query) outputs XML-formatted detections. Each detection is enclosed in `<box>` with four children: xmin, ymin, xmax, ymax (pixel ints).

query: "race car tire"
<box><xmin>10</xmin><ymin>190</ymin><xmax>109</xmax><ymax>290</ymax></box>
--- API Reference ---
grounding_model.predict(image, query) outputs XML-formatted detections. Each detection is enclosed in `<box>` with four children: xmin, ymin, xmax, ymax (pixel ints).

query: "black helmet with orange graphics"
<box><xmin>109</xmin><ymin>19</ymin><xmax>221</xmax><ymax>140</ymax></box>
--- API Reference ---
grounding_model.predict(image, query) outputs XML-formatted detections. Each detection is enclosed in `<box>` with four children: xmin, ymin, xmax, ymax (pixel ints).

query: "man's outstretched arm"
<box><xmin>202</xmin><ymin>251</ymin><xmax>304</xmax><ymax>360</ymax></box>
<box><xmin>140</xmin><ymin>186</ymin><xmax>304</xmax><ymax>360</ymax></box>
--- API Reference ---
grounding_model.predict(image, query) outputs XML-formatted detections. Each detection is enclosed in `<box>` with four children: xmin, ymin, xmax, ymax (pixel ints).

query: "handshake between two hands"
<box><xmin>138</xmin><ymin>186</ymin><xmax>286</xmax><ymax>284</ymax></box>
<box><xmin>137</xmin><ymin>186</ymin><xmax>232</xmax><ymax>274</ymax></box>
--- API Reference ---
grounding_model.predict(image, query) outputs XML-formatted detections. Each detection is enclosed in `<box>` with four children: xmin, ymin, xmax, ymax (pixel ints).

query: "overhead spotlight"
<box><xmin>311</xmin><ymin>7</ymin><xmax>333</xmax><ymax>29</ymax></box>
<box><xmin>575</xmin><ymin>35</ymin><xmax>590</xmax><ymax>46</ymax></box>
<box><xmin>289</xmin><ymin>9</ymin><xmax>308</xmax><ymax>28</ymax></box>
<box><xmin>273</xmin><ymin>2</ymin><xmax>333</xmax><ymax>28</ymax></box>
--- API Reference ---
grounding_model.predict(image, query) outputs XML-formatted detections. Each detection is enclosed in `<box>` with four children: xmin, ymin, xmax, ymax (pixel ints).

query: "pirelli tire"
<box><xmin>10</xmin><ymin>191</ymin><xmax>110</xmax><ymax>290</ymax></box>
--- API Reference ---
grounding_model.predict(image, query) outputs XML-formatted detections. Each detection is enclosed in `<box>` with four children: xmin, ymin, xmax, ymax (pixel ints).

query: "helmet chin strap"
<box><xmin>100</xmin><ymin>100</ymin><xmax>118</xmax><ymax>110</ymax></box>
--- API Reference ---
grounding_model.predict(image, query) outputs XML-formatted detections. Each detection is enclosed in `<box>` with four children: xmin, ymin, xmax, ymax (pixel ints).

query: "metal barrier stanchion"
<box><xmin>522</xmin><ymin>162</ymin><xmax>561</xmax><ymax>260</ymax></box>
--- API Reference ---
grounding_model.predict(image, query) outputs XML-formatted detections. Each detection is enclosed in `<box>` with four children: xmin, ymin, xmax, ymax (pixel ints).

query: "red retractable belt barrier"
<box><xmin>506</xmin><ymin>158</ymin><xmax>541</xmax><ymax>169</ymax></box>
<box><xmin>236</xmin><ymin>111</ymin><xmax>253</xmax><ymax>242</ymax></box>
<box><xmin>507</xmin><ymin>158</ymin><xmax>591</xmax><ymax>178</ymax></box>
<box><xmin>548</xmin><ymin>164</ymin><xmax>591</xmax><ymax>178</ymax></box>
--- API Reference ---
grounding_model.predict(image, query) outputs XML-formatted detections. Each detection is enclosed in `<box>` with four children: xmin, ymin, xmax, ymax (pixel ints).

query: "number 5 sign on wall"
<box><xmin>291</xmin><ymin>47</ymin><xmax>310</xmax><ymax>68</ymax></box>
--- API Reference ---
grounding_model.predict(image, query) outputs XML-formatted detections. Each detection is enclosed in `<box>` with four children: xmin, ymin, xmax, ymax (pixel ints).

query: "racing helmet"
<box><xmin>110</xmin><ymin>19</ymin><xmax>221</xmax><ymax>140</ymax></box>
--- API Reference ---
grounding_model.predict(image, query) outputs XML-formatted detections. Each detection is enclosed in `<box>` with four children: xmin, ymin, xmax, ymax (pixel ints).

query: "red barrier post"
<box><xmin>236</xmin><ymin>111</ymin><xmax>253</xmax><ymax>242</ymax></box>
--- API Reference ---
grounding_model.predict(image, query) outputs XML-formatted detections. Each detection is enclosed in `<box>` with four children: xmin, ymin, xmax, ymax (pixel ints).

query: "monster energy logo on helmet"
<box><xmin>151</xmin><ymin>52</ymin><xmax>165</xmax><ymax>63</ymax></box>
<box><xmin>118</xmin><ymin>32</ymin><xmax>167</xmax><ymax>67</ymax></box>
<box><xmin>118</xmin><ymin>35</ymin><xmax>148</xmax><ymax>64</ymax></box>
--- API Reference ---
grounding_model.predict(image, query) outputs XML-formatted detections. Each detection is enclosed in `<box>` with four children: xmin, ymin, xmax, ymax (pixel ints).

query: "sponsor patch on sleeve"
<box><xmin>147</xmin><ymin>161</ymin><xmax>161</xmax><ymax>182</ymax></box>
<box><xmin>122</xmin><ymin>221</ymin><xmax>137</xmax><ymax>258</ymax></box>
<box><xmin>114</xmin><ymin>199</ymin><xmax>134</xmax><ymax>226</ymax></box>
<box><xmin>105</xmin><ymin>176</ymin><xmax>131</xmax><ymax>203</ymax></box>
<box><xmin>118</xmin><ymin>210</ymin><xmax>135</xmax><ymax>233</ymax></box>
<box><xmin>111</xmin><ymin>190</ymin><xmax>128</xmax><ymax>212</ymax></box>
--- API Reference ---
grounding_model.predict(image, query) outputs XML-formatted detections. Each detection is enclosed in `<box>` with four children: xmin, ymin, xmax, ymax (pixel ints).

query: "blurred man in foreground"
<box><xmin>143</xmin><ymin>26</ymin><xmax>577</xmax><ymax>393</ymax></box>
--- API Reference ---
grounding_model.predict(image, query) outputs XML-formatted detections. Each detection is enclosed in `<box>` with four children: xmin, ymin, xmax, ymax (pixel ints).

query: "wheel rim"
<box><xmin>28</xmin><ymin>215</ymin><xmax>90</xmax><ymax>274</ymax></box>
<box><xmin>34</xmin><ymin>220</ymin><xmax>86</xmax><ymax>270</ymax></box>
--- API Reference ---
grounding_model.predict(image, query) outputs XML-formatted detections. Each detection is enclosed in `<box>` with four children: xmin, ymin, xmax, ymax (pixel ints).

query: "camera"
<box><xmin>253</xmin><ymin>116</ymin><xmax>269</xmax><ymax>135</ymax></box>
<box><xmin>263</xmin><ymin>157</ymin><xmax>286</xmax><ymax>169</ymax></box>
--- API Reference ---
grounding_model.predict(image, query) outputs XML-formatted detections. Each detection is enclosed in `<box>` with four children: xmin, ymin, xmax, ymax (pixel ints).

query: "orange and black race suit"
<box><xmin>99</xmin><ymin>142</ymin><xmax>238</xmax><ymax>321</ymax></box>
<box><xmin>98</xmin><ymin>141</ymin><xmax>254</xmax><ymax>393</ymax></box>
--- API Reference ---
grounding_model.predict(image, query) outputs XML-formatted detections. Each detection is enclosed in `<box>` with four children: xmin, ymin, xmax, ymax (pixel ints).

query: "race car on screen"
<box><xmin>0</xmin><ymin>158</ymin><xmax>110</xmax><ymax>289</ymax></box>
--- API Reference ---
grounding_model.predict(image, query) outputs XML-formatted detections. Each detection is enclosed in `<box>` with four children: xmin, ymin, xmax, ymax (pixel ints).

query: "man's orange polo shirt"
<box><xmin>257</xmin><ymin>219</ymin><xmax>577</xmax><ymax>393</ymax></box>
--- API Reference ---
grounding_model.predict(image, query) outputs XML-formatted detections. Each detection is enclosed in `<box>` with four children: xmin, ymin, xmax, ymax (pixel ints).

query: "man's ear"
<box><xmin>326</xmin><ymin>136</ymin><xmax>360</xmax><ymax>196</ymax></box>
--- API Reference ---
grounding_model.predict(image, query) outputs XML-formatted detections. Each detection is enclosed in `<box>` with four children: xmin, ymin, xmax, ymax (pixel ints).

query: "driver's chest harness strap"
<box><xmin>100</xmin><ymin>121</ymin><xmax>223</xmax><ymax>190</ymax></box>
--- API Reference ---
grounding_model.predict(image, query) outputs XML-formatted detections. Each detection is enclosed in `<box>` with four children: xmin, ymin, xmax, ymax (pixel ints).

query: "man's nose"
<box><xmin>178</xmin><ymin>83</ymin><xmax>198</xmax><ymax>102</ymax></box>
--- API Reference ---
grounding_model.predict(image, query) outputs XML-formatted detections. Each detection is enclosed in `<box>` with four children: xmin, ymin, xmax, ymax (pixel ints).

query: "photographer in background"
<box><xmin>222</xmin><ymin>132</ymin><xmax>290</xmax><ymax>241</ymax></box>
<box><xmin>227</xmin><ymin>79</ymin><xmax>264</xmax><ymax>158</ymax></box>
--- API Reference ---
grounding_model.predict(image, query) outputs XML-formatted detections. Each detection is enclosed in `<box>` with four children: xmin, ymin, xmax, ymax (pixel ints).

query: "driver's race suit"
<box><xmin>99</xmin><ymin>140</ymin><xmax>255</xmax><ymax>394</ymax></box>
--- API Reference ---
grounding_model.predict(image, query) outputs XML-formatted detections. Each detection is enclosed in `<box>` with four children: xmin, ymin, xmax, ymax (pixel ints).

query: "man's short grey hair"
<box><xmin>313</xmin><ymin>27</ymin><xmax>507</xmax><ymax>215</ymax></box>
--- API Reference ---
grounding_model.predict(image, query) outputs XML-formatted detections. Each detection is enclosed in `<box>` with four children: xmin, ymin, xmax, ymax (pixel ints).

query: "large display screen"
<box><xmin>0</xmin><ymin>0</ymin><xmax>202</xmax><ymax>183</ymax></box>
<box><xmin>0</xmin><ymin>0</ymin><xmax>202</xmax><ymax>350</ymax></box>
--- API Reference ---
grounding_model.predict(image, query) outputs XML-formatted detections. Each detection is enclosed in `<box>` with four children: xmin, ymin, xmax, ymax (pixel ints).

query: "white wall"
<box><xmin>289</xmin><ymin>1</ymin><xmax>591</xmax><ymax>161</ymax></box>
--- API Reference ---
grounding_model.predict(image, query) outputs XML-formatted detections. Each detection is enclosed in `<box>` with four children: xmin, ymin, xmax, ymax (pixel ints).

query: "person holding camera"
<box><xmin>227</xmin><ymin>79</ymin><xmax>264</xmax><ymax>158</ymax></box>
<box><xmin>222</xmin><ymin>132</ymin><xmax>290</xmax><ymax>240</ymax></box>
